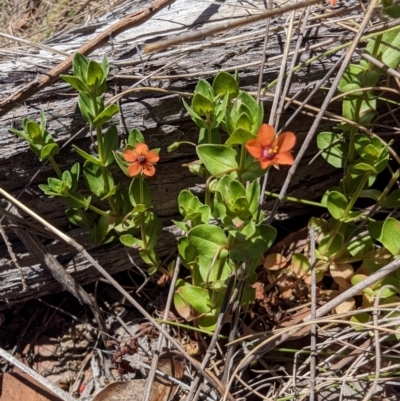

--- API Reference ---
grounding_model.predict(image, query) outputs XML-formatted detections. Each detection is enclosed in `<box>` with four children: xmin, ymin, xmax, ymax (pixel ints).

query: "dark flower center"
<box><xmin>137</xmin><ymin>155</ymin><xmax>146</xmax><ymax>164</ymax></box>
<box><xmin>261</xmin><ymin>145</ymin><xmax>278</xmax><ymax>160</ymax></box>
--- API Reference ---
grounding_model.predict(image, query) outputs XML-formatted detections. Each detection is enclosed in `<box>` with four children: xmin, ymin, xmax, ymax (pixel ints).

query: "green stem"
<box><xmin>210</xmin><ymin>235</ymin><xmax>234</xmax><ymax>308</ymax></box>
<box><xmin>49</xmin><ymin>156</ymin><xmax>62</xmax><ymax>179</ymax></box>
<box><xmin>238</xmin><ymin>145</ymin><xmax>247</xmax><ymax>180</ymax></box>
<box><xmin>91</xmin><ymin>95</ymin><xmax>119</xmax><ymax>215</ymax></box>
<box><xmin>67</xmin><ymin>193</ymin><xmax>110</xmax><ymax>217</ymax></box>
<box><xmin>322</xmin><ymin>174</ymin><xmax>369</xmax><ymax>257</ymax></box>
<box><xmin>138</xmin><ymin>175</ymin><xmax>148</xmax><ymax>250</ymax></box>
<box><xmin>264</xmin><ymin>191</ymin><xmax>326</xmax><ymax>208</ymax></box>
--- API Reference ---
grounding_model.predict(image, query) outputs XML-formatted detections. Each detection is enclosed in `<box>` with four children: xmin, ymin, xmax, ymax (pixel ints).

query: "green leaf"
<box><xmin>188</xmin><ymin>224</ymin><xmax>227</xmax><ymax>257</ymax></box>
<box><xmin>338</xmin><ymin>63</ymin><xmax>365</xmax><ymax>93</ymax></box>
<box><xmin>247</xmin><ymin>180</ymin><xmax>260</xmax><ymax>215</ymax></box>
<box><xmin>197</xmin><ymin>144</ymin><xmax>238</xmax><ymax>176</ymax></box>
<box><xmin>198</xmin><ymin>255</ymin><xmax>232</xmax><ymax>285</ymax></box>
<box><xmin>217</xmin><ymin>176</ymin><xmax>249</xmax><ymax>217</ymax></box>
<box><xmin>86</xmin><ymin>60</ymin><xmax>104</xmax><ymax>87</ymax></box>
<box><xmin>347</xmin><ymin>234</ymin><xmax>373</xmax><ymax>258</ymax></box>
<box><xmin>183</xmin><ymin>99</ymin><xmax>207</xmax><ymax>129</ymax></box>
<box><xmin>129</xmin><ymin>178</ymin><xmax>151</xmax><ymax>208</ymax></box>
<box><xmin>72</xmin><ymin>144</ymin><xmax>101</xmax><ymax>166</ymax></box>
<box><xmin>359</xmin><ymin>189</ymin><xmax>381</xmax><ymax>201</ymax></box>
<box><xmin>70</xmin><ymin>162</ymin><xmax>80</xmax><ymax>192</ymax></box>
<box><xmin>48</xmin><ymin>177</ymin><xmax>62</xmax><ymax>193</ymax></box>
<box><xmin>40</xmin><ymin>143</ymin><xmax>59</xmax><ymax>161</ymax></box>
<box><xmin>101</xmin><ymin>184</ymin><xmax>118</xmax><ymax>201</ymax></box>
<box><xmin>78</xmin><ymin>93</ymin><xmax>95</xmax><ymax>124</ymax></box>
<box><xmin>241</xmin><ymin>155</ymin><xmax>266</xmax><ymax>181</ymax></box>
<box><xmin>351</xmin><ymin>162</ymin><xmax>377</xmax><ymax>174</ymax></box>
<box><xmin>26</xmin><ymin>121</ymin><xmax>41</xmax><ymax>144</ymax></box>
<box><xmin>229</xmin><ymin>225</ymin><xmax>276</xmax><ymax>261</ymax></box>
<box><xmin>65</xmin><ymin>208</ymin><xmax>94</xmax><ymax>228</ymax></box>
<box><xmin>9</xmin><ymin>127</ymin><xmax>29</xmax><ymax>141</ymax></box>
<box><xmin>88</xmin><ymin>215</ymin><xmax>115</xmax><ymax>245</ymax></box>
<box><xmin>120</xmin><ymin>234</ymin><xmax>143</xmax><ymax>249</ymax></box>
<box><xmin>93</xmin><ymin>104</ymin><xmax>119</xmax><ymax>127</ymax></box>
<box><xmin>178</xmin><ymin>190</ymin><xmax>196</xmax><ymax>216</ymax></box>
<box><xmin>101</xmin><ymin>54</ymin><xmax>109</xmax><ymax>78</ymax></box>
<box><xmin>379</xmin><ymin>189</ymin><xmax>400</xmax><ymax>208</ymax></box>
<box><xmin>350</xmin><ymin>312</ymin><xmax>371</xmax><ymax>331</ymax></box>
<box><xmin>103</xmin><ymin>125</ymin><xmax>118</xmax><ymax>166</ymax></box>
<box><xmin>178</xmin><ymin>285</ymin><xmax>211</xmax><ymax>314</ymax></box>
<box><xmin>178</xmin><ymin>237</ymin><xmax>198</xmax><ymax>267</ymax></box>
<box><xmin>113</xmin><ymin>150</ymin><xmax>129</xmax><ymax>177</ymax></box>
<box><xmin>366</xmin><ymin>28</ymin><xmax>400</xmax><ymax>68</ymax></box>
<box><xmin>60</xmin><ymin>75</ymin><xmax>88</xmax><ymax>93</ymax></box>
<box><xmin>174</xmin><ymin>280</ymin><xmax>193</xmax><ymax>320</ymax></box>
<box><xmin>369</xmin><ymin>218</ymin><xmax>400</xmax><ymax>256</ymax></box>
<box><xmin>326</xmin><ymin>191</ymin><xmax>348</xmax><ymax>220</ymax></box>
<box><xmin>128</xmin><ymin>128</ymin><xmax>145</xmax><ymax>146</ymax></box>
<box><xmin>83</xmin><ymin>161</ymin><xmax>114</xmax><ymax>197</ymax></box>
<box><xmin>38</xmin><ymin>184</ymin><xmax>58</xmax><ymax>196</ymax></box>
<box><xmin>192</xmin><ymin>93</ymin><xmax>214</xmax><ymax>116</ymax></box>
<box><xmin>225</xmin><ymin>127</ymin><xmax>253</xmax><ymax>146</ymax></box>
<box><xmin>317</xmin><ymin>233</ymin><xmax>343</xmax><ymax>258</ymax></box>
<box><xmin>61</xmin><ymin>170</ymin><xmax>72</xmax><ymax>189</ymax></box>
<box><xmin>72</xmin><ymin>53</ymin><xmax>89</xmax><ymax>82</ymax></box>
<box><xmin>384</xmin><ymin>4</ymin><xmax>400</xmax><ymax>18</ymax></box>
<box><xmin>194</xmin><ymin>79</ymin><xmax>213</xmax><ymax>98</ymax></box>
<box><xmin>316</xmin><ymin>132</ymin><xmax>348</xmax><ymax>168</ymax></box>
<box><xmin>39</xmin><ymin>109</ymin><xmax>46</xmax><ymax>133</ymax></box>
<box><xmin>64</xmin><ymin>191</ymin><xmax>90</xmax><ymax>209</ymax></box>
<box><xmin>291</xmin><ymin>253</ymin><xmax>311</xmax><ymax>277</ymax></box>
<box><xmin>212</xmin><ymin>71</ymin><xmax>239</xmax><ymax>99</ymax></box>
<box><xmin>198</xmin><ymin>127</ymin><xmax>221</xmax><ymax>145</ymax></box>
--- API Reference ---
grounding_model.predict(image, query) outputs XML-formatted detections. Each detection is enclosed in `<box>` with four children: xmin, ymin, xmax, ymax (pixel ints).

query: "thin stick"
<box><xmin>0</xmin><ymin>187</ymin><xmax>235</xmax><ymax>401</ymax></box>
<box><xmin>0</xmin><ymin>0</ymin><xmax>176</xmax><ymax>117</ymax></box>
<box><xmin>309</xmin><ymin>226</ymin><xmax>317</xmax><ymax>401</ymax></box>
<box><xmin>144</xmin><ymin>0</ymin><xmax>322</xmax><ymax>53</ymax></box>
<box><xmin>143</xmin><ymin>257</ymin><xmax>181</xmax><ymax>401</ymax></box>
<box><xmin>255</xmin><ymin>0</ymin><xmax>272</xmax><ymax>103</ymax></box>
<box><xmin>266</xmin><ymin>0</ymin><xmax>380</xmax><ymax>225</ymax></box>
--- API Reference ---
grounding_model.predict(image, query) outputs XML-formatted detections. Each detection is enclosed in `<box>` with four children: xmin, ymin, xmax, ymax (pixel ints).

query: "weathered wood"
<box><xmin>0</xmin><ymin>0</ymin><xmax>363</xmax><ymax>304</ymax></box>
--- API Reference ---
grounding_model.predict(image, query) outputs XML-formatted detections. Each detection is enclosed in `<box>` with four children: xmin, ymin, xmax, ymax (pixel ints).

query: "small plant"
<box><xmin>263</xmin><ymin>23</ymin><xmax>400</xmax><ymax>323</ymax></box>
<box><xmin>10</xmin><ymin>59</ymin><xmax>298</xmax><ymax>331</ymax></box>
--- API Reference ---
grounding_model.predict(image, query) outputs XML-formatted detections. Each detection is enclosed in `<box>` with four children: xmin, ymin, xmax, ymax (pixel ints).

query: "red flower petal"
<box><xmin>123</xmin><ymin>149</ymin><xmax>138</xmax><ymax>162</ymax></box>
<box><xmin>257</xmin><ymin>124</ymin><xmax>275</xmax><ymax>148</ymax></box>
<box><xmin>259</xmin><ymin>159</ymin><xmax>273</xmax><ymax>169</ymax></box>
<box><xmin>245</xmin><ymin>139</ymin><xmax>263</xmax><ymax>158</ymax></box>
<box><xmin>127</xmin><ymin>162</ymin><xmax>142</xmax><ymax>177</ymax></box>
<box><xmin>135</xmin><ymin>143</ymin><xmax>149</xmax><ymax>155</ymax></box>
<box><xmin>145</xmin><ymin>150</ymin><xmax>160</xmax><ymax>164</ymax></box>
<box><xmin>275</xmin><ymin>152</ymin><xmax>294</xmax><ymax>165</ymax></box>
<box><xmin>142</xmin><ymin>162</ymin><xmax>156</xmax><ymax>176</ymax></box>
<box><xmin>276</xmin><ymin>132</ymin><xmax>296</xmax><ymax>153</ymax></box>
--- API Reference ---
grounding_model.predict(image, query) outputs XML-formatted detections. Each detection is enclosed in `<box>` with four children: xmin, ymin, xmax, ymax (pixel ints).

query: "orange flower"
<box><xmin>123</xmin><ymin>143</ymin><xmax>159</xmax><ymax>177</ymax></box>
<box><xmin>245</xmin><ymin>124</ymin><xmax>296</xmax><ymax>169</ymax></box>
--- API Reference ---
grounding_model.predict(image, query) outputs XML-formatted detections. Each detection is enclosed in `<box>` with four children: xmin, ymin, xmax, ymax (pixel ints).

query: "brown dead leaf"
<box><xmin>0</xmin><ymin>373</ymin><xmax>63</xmax><ymax>401</ymax></box>
<box><xmin>252</xmin><ymin>282</ymin><xmax>265</xmax><ymax>300</ymax></box>
<box><xmin>334</xmin><ymin>298</ymin><xmax>356</xmax><ymax>315</ymax></box>
<box><xmin>93</xmin><ymin>351</ymin><xmax>185</xmax><ymax>401</ymax></box>
<box><xmin>263</xmin><ymin>253</ymin><xmax>288</xmax><ymax>271</ymax></box>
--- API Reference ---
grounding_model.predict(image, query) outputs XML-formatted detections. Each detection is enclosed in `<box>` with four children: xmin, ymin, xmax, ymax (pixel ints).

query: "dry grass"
<box><xmin>0</xmin><ymin>0</ymin><xmax>115</xmax><ymax>47</ymax></box>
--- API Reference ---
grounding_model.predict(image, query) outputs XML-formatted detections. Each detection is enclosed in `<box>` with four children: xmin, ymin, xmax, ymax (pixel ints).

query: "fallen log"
<box><xmin>0</xmin><ymin>0</ymin><xmax>366</xmax><ymax>304</ymax></box>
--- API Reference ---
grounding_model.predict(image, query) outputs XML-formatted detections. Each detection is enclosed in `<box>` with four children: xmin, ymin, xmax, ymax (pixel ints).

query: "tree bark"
<box><xmin>0</xmin><ymin>0</ymin><xmax>364</xmax><ymax>303</ymax></box>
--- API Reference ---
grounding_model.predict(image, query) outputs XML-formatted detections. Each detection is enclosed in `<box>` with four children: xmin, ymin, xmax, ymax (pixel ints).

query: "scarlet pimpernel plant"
<box><xmin>10</xmin><ymin>54</ymin><xmax>299</xmax><ymax>331</ymax></box>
